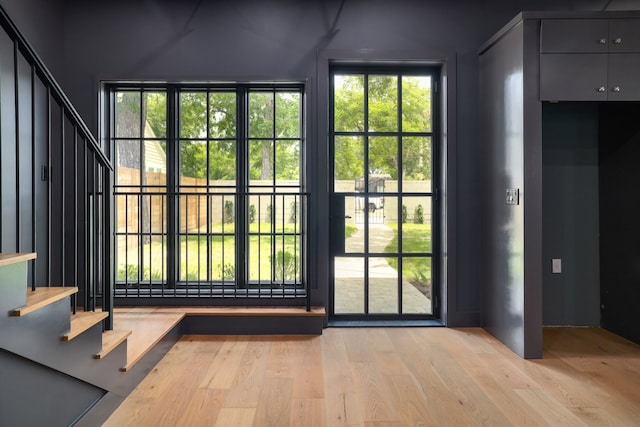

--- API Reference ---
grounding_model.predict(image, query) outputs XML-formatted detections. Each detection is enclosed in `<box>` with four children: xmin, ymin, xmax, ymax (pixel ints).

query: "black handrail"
<box><xmin>0</xmin><ymin>4</ymin><xmax>113</xmax><ymax>327</ymax></box>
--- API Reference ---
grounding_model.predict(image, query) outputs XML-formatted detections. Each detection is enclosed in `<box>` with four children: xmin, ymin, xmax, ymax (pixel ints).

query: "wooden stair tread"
<box><xmin>0</xmin><ymin>252</ymin><xmax>37</xmax><ymax>268</ymax></box>
<box><xmin>114</xmin><ymin>310</ymin><xmax>185</xmax><ymax>372</ymax></box>
<box><xmin>62</xmin><ymin>310</ymin><xmax>109</xmax><ymax>341</ymax></box>
<box><xmin>94</xmin><ymin>329</ymin><xmax>132</xmax><ymax>360</ymax></box>
<box><xmin>11</xmin><ymin>287</ymin><xmax>78</xmax><ymax>316</ymax></box>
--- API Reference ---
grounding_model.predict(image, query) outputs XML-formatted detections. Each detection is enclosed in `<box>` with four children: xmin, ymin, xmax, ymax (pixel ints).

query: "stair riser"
<box><xmin>181</xmin><ymin>315</ymin><xmax>324</xmax><ymax>335</ymax></box>
<box><xmin>0</xmin><ymin>298</ymin><xmax>127</xmax><ymax>390</ymax></box>
<box><xmin>0</xmin><ymin>263</ymin><xmax>27</xmax><ymax>314</ymax></box>
<box><xmin>0</xmin><ymin>298</ymin><xmax>71</xmax><ymax>352</ymax></box>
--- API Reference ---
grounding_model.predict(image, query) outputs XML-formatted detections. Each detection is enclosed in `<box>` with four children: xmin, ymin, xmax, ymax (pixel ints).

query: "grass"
<box><xmin>117</xmin><ymin>220</ymin><xmax>433</xmax><ymax>297</ymax></box>
<box><xmin>384</xmin><ymin>223</ymin><xmax>433</xmax><ymax>297</ymax></box>
<box><xmin>117</xmin><ymin>222</ymin><xmax>302</xmax><ymax>283</ymax></box>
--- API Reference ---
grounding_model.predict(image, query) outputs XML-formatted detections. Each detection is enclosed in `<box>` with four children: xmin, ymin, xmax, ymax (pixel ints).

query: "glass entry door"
<box><xmin>329</xmin><ymin>67</ymin><xmax>438</xmax><ymax>320</ymax></box>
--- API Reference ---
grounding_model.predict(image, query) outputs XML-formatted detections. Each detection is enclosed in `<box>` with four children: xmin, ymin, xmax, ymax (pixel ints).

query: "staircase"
<box><xmin>0</xmin><ymin>252</ymin><xmax>326</xmax><ymax>426</ymax></box>
<box><xmin>0</xmin><ymin>253</ymin><xmax>130</xmax><ymax>426</ymax></box>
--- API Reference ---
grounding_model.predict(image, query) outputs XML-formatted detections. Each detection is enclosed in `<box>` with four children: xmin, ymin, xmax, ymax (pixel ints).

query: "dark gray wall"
<box><xmin>0</xmin><ymin>0</ymin><xmax>64</xmax><ymax>77</ymax></box>
<box><xmin>0</xmin><ymin>349</ymin><xmax>105</xmax><ymax>427</ymax></box>
<box><xmin>542</xmin><ymin>103</ymin><xmax>601</xmax><ymax>326</ymax></box>
<box><xmin>2</xmin><ymin>0</ymin><xmax>640</xmax><ymax>326</ymax></box>
<box><xmin>599</xmin><ymin>102</ymin><xmax>640</xmax><ymax>344</ymax></box>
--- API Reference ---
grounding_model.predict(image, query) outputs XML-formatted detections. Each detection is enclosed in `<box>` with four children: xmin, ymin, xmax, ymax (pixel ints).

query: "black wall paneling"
<box><xmin>0</xmin><ymin>2</ymin><xmax>113</xmax><ymax>330</ymax></box>
<box><xmin>0</xmin><ymin>29</ymin><xmax>17</xmax><ymax>252</ymax></box>
<box><xmin>598</xmin><ymin>102</ymin><xmax>640</xmax><ymax>344</ymax></box>
<box><xmin>542</xmin><ymin>103</ymin><xmax>601</xmax><ymax>327</ymax></box>
<box><xmin>543</xmin><ymin>101</ymin><xmax>640</xmax><ymax>341</ymax></box>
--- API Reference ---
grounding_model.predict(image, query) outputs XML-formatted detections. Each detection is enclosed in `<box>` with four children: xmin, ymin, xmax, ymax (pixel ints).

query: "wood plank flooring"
<box><xmin>103</xmin><ymin>327</ymin><xmax>640</xmax><ymax>426</ymax></box>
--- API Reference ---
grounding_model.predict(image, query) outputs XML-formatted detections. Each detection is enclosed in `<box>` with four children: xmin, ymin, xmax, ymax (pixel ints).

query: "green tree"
<box><xmin>144</xmin><ymin>91</ymin><xmax>238</xmax><ymax>180</ymax></box>
<box><xmin>333</xmin><ymin>74</ymin><xmax>432</xmax><ymax>181</ymax></box>
<box><xmin>248</xmin><ymin>91</ymin><xmax>301</xmax><ymax>181</ymax></box>
<box><xmin>145</xmin><ymin>90</ymin><xmax>301</xmax><ymax>182</ymax></box>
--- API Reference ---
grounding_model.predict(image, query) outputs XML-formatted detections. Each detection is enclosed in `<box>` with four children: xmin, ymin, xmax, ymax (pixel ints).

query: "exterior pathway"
<box><xmin>334</xmin><ymin>223</ymin><xmax>431</xmax><ymax>314</ymax></box>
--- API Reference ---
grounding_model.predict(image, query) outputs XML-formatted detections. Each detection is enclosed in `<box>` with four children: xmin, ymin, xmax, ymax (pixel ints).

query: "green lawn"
<box><xmin>117</xmin><ymin>222</ymin><xmax>302</xmax><ymax>283</ymax></box>
<box><xmin>117</xmin><ymin>221</ymin><xmax>433</xmax><ymax>294</ymax></box>
<box><xmin>384</xmin><ymin>223</ymin><xmax>432</xmax><ymax>296</ymax></box>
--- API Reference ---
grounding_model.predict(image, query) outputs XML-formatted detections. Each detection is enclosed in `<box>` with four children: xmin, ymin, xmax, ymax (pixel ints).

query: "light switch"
<box><xmin>506</xmin><ymin>188</ymin><xmax>519</xmax><ymax>205</ymax></box>
<box><xmin>552</xmin><ymin>258</ymin><xmax>562</xmax><ymax>274</ymax></box>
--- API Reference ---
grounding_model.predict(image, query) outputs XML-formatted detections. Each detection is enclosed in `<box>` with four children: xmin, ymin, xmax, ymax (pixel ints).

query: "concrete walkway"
<box><xmin>334</xmin><ymin>223</ymin><xmax>431</xmax><ymax>314</ymax></box>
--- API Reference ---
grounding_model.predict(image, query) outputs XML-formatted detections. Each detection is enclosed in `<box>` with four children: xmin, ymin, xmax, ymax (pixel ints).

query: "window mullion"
<box><xmin>236</xmin><ymin>87</ymin><xmax>248</xmax><ymax>289</ymax></box>
<box><xmin>166</xmin><ymin>85</ymin><xmax>178</xmax><ymax>290</ymax></box>
<box><xmin>363</xmin><ymin>73</ymin><xmax>370</xmax><ymax>315</ymax></box>
<box><xmin>206</xmin><ymin>90</ymin><xmax>211</xmax><ymax>284</ymax></box>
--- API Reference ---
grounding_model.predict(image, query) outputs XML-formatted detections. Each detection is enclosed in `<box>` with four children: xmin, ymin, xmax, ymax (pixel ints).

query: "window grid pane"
<box><xmin>112</xmin><ymin>84</ymin><xmax>305</xmax><ymax>298</ymax></box>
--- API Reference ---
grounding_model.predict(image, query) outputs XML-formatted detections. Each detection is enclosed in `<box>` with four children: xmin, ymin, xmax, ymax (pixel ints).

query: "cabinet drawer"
<box><xmin>608</xmin><ymin>54</ymin><xmax>640</xmax><ymax>100</ymax></box>
<box><xmin>609</xmin><ymin>19</ymin><xmax>640</xmax><ymax>53</ymax></box>
<box><xmin>540</xmin><ymin>19</ymin><xmax>609</xmax><ymax>53</ymax></box>
<box><xmin>540</xmin><ymin>54</ymin><xmax>608</xmax><ymax>101</ymax></box>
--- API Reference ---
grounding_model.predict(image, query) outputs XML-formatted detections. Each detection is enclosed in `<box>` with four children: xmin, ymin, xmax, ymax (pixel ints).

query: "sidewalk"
<box><xmin>334</xmin><ymin>223</ymin><xmax>431</xmax><ymax>314</ymax></box>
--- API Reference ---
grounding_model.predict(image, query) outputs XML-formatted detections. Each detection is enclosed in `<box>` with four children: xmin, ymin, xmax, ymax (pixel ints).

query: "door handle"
<box><xmin>345</xmin><ymin>215</ymin><xmax>352</xmax><ymax>219</ymax></box>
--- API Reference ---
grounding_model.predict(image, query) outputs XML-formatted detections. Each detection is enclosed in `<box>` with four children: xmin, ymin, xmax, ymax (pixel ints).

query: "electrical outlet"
<box><xmin>552</xmin><ymin>258</ymin><xmax>562</xmax><ymax>274</ymax></box>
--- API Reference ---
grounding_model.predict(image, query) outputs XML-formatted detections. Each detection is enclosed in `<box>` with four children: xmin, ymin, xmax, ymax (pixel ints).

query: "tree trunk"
<box><xmin>261</xmin><ymin>141</ymin><xmax>271</xmax><ymax>180</ymax></box>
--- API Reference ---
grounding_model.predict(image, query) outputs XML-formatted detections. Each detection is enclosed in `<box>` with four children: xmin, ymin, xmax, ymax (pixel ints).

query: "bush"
<box><xmin>117</xmin><ymin>264</ymin><xmax>139</xmax><ymax>282</ymax></box>
<box><xmin>224</xmin><ymin>200</ymin><xmax>234</xmax><ymax>223</ymax></box>
<box><xmin>266</xmin><ymin>203</ymin><xmax>274</xmax><ymax>223</ymax></box>
<box><xmin>272</xmin><ymin>250</ymin><xmax>297</xmax><ymax>282</ymax></box>
<box><xmin>117</xmin><ymin>264</ymin><xmax>162</xmax><ymax>282</ymax></box>
<box><xmin>217</xmin><ymin>263</ymin><xmax>235</xmax><ymax>281</ymax></box>
<box><xmin>289</xmin><ymin>199</ymin><xmax>298</xmax><ymax>223</ymax></box>
<box><xmin>249</xmin><ymin>204</ymin><xmax>256</xmax><ymax>223</ymax></box>
<box><xmin>402</xmin><ymin>204</ymin><xmax>408</xmax><ymax>223</ymax></box>
<box><xmin>414</xmin><ymin>204</ymin><xmax>424</xmax><ymax>224</ymax></box>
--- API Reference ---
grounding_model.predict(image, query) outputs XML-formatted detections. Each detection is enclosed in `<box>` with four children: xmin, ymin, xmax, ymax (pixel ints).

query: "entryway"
<box><xmin>328</xmin><ymin>65</ymin><xmax>440</xmax><ymax>321</ymax></box>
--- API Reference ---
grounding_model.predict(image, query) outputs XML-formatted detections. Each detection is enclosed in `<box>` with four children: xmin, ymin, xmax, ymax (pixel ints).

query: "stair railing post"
<box><xmin>103</xmin><ymin>163</ymin><xmax>114</xmax><ymax>330</ymax></box>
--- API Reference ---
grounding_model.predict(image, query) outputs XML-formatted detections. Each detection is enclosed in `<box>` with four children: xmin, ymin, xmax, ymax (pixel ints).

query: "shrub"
<box><xmin>224</xmin><ymin>200</ymin><xmax>234</xmax><ymax>223</ymax></box>
<box><xmin>402</xmin><ymin>204</ymin><xmax>408</xmax><ymax>223</ymax></box>
<box><xmin>289</xmin><ymin>199</ymin><xmax>298</xmax><ymax>223</ymax></box>
<box><xmin>272</xmin><ymin>250</ymin><xmax>297</xmax><ymax>282</ymax></box>
<box><xmin>117</xmin><ymin>264</ymin><xmax>162</xmax><ymax>282</ymax></box>
<box><xmin>414</xmin><ymin>204</ymin><xmax>424</xmax><ymax>224</ymax></box>
<box><xmin>217</xmin><ymin>263</ymin><xmax>235</xmax><ymax>281</ymax></box>
<box><xmin>249</xmin><ymin>204</ymin><xmax>256</xmax><ymax>223</ymax></box>
<box><xmin>266</xmin><ymin>203</ymin><xmax>274</xmax><ymax>223</ymax></box>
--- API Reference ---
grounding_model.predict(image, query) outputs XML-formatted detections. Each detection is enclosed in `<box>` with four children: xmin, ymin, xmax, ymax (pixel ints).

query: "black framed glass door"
<box><xmin>329</xmin><ymin>66</ymin><xmax>439</xmax><ymax>320</ymax></box>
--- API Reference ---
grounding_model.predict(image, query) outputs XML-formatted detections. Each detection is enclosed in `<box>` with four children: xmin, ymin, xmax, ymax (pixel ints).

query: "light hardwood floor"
<box><xmin>104</xmin><ymin>327</ymin><xmax>640</xmax><ymax>426</ymax></box>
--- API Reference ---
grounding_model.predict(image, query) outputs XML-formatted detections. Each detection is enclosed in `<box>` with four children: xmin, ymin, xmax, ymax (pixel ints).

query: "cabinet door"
<box><xmin>609</xmin><ymin>19</ymin><xmax>640</xmax><ymax>53</ymax></box>
<box><xmin>540</xmin><ymin>19</ymin><xmax>609</xmax><ymax>53</ymax></box>
<box><xmin>540</xmin><ymin>54</ymin><xmax>608</xmax><ymax>101</ymax></box>
<box><xmin>608</xmin><ymin>54</ymin><xmax>640</xmax><ymax>100</ymax></box>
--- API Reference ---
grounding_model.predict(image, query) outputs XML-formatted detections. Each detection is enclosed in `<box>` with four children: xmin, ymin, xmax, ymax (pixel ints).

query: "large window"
<box><xmin>108</xmin><ymin>83</ymin><xmax>306</xmax><ymax>298</ymax></box>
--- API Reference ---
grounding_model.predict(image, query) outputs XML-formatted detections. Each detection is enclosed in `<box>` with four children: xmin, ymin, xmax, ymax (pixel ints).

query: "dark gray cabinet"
<box><xmin>540</xmin><ymin>19</ymin><xmax>609</xmax><ymax>53</ymax></box>
<box><xmin>540</xmin><ymin>18</ymin><xmax>640</xmax><ymax>101</ymax></box>
<box><xmin>540</xmin><ymin>53</ymin><xmax>608</xmax><ymax>101</ymax></box>
<box><xmin>479</xmin><ymin>11</ymin><xmax>640</xmax><ymax>360</ymax></box>
<box><xmin>609</xmin><ymin>19</ymin><xmax>640</xmax><ymax>52</ymax></box>
<box><xmin>608</xmin><ymin>54</ymin><xmax>640</xmax><ymax>100</ymax></box>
